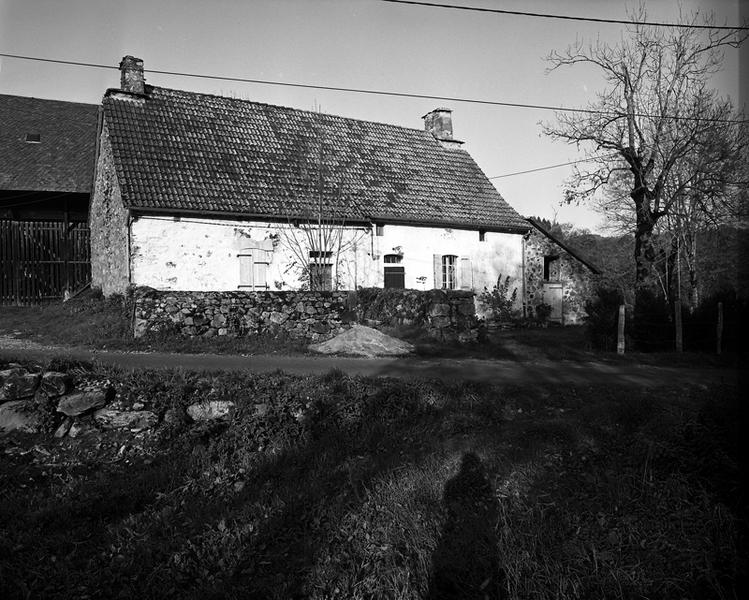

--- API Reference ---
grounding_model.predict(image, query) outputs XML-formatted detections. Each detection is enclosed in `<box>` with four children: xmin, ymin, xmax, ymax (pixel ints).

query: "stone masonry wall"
<box><xmin>133</xmin><ymin>288</ymin><xmax>479</xmax><ymax>343</ymax></box>
<box><xmin>133</xmin><ymin>289</ymin><xmax>354</xmax><ymax>342</ymax></box>
<box><xmin>524</xmin><ymin>228</ymin><xmax>594</xmax><ymax>325</ymax></box>
<box><xmin>89</xmin><ymin>123</ymin><xmax>130</xmax><ymax>296</ymax></box>
<box><xmin>356</xmin><ymin>288</ymin><xmax>479</xmax><ymax>343</ymax></box>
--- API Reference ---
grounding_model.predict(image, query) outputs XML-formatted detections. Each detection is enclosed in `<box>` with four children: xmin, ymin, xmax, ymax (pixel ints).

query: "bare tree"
<box><xmin>594</xmin><ymin>114</ymin><xmax>748</xmax><ymax>309</ymax></box>
<box><xmin>544</xmin><ymin>6</ymin><xmax>747</xmax><ymax>309</ymax></box>
<box><xmin>278</xmin><ymin>123</ymin><xmax>366</xmax><ymax>291</ymax></box>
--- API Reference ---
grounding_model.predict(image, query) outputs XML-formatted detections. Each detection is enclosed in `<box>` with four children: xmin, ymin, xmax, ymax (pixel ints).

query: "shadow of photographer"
<box><xmin>428</xmin><ymin>451</ymin><xmax>506</xmax><ymax>600</ymax></box>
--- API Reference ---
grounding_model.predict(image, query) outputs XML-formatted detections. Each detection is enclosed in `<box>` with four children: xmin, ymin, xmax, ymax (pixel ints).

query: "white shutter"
<box><xmin>433</xmin><ymin>254</ymin><xmax>442</xmax><ymax>289</ymax></box>
<box><xmin>239</xmin><ymin>253</ymin><xmax>253</xmax><ymax>287</ymax></box>
<box><xmin>254</xmin><ymin>262</ymin><xmax>267</xmax><ymax>289</ymax></box>
<box><xmin>459</xmin><ymin>257</ymin><xmax>473</xmax><ymax>290</ymax></box>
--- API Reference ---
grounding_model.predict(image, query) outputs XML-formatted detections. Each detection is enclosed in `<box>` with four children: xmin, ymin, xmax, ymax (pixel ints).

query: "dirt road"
<box><xmin>0</xmin><ymin>336</ymin><xmax>736</xmax><ymax>387</ymax></box>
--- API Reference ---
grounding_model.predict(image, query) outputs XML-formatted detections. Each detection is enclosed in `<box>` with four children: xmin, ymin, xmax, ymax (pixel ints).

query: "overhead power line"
<box><xmin>380</xmin><ymin>0</ymin><xmax>749</xmax><ymax>30</ymax></box>
<box><xmin>0</xmin><ymin>52</ymin><xmax>746</xmax><ymax>124</ymax></box>
<box><xmin>488</xmin><ymin>153</ymin><xmax>619</xmax><ymax>179</ymax></box>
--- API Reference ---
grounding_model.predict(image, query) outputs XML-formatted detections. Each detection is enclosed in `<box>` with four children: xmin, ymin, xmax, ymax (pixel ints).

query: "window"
<box><xmin>479</xmin><ymin>230</ymin><xmax>486</xmax><ymax>242</ymax></box>
<box><xmin>309</xmin><ymin>251</ymin><xmax>333</xmax><ymax>291</ymax></box>
<box><xmin>383</xmin><ymin>254</ymin><xmax>404</xmax><ymax>289</ymax></box>
<box><xmin>25</xmin><ymin>132</ymin><xmax>41</xmax><ymax>143</ymax></box>
<box><xmin>442</xmin><ymin>255</ymin><xmax>457</xmax><ymax>289</ymax></box>
<box><xmin>238</xmin><ymin>249</ymin><xmax>270</xmax><ymax>290</ymax></box>
<box><xmin>543</xmin><ymin>255</ymin><xmax>560</xmax><ymax>282</ymax></box>
<box><xmin>309</xmin><ymin>263</ymin><xmax>333</xmax><ymax>290</ymax></box>
<box><xmin>375</xmin><ymin>224</ymin><xmax>385</xmax><ymax>237</ymax></box>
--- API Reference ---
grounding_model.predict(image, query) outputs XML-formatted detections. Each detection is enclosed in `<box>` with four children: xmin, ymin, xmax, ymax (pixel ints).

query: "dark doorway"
<box><xmin>384</xmin><ymin>254</ymin><xmax>405</xmax><ymax>289</ymax></box>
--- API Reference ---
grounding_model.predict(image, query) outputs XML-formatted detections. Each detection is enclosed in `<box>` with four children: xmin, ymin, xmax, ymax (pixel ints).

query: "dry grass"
<box><xmin>0</xmin><ymin>361</ymin><xmax>745</xmax><ymax>599</ymax></box>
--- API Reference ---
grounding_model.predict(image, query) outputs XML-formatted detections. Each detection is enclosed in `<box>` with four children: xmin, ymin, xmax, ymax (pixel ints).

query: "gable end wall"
<box><xmin>89</xmin><ymin>122</ymin><xmax>130</xmax><ymax>295</ymax></box>
<box><xmin>524</xmin><ymin>228</ymin><xmax>594</xmax><ymax>324</ymax></box>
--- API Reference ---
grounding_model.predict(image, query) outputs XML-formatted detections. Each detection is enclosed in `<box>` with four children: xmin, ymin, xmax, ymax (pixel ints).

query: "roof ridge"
<box><xmin>118</xmin><ymin>84</ymin><xmax>445</xmax><ymax>139</ymax></box>
<box><xmin>0</xmin><ymin>93</ymin><xmax>97</xmax><ymax>109</ymax></box>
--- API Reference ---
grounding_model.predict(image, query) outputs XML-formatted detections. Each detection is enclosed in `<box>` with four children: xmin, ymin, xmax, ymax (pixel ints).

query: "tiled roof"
<box><xmin>0</xmin><ymin>94</ymin><xmax>98</xmax><ymax>193</ymax></box>
<box><xmin>102</xmin><ymin>86</ymin><xmax>529</xmax><ymax>232</ymax></box>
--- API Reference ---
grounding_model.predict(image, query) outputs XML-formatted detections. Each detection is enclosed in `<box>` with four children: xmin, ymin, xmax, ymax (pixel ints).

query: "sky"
<box><xmin>0</xmin><ymin>0</ymin><xmax>745</xmax><ymax>233</ymax></box>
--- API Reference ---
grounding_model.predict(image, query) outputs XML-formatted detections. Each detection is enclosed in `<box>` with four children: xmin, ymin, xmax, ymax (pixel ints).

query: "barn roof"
<box><xmin>0</xmin><ymin>94</ymin><xmax>98</xmax><ymax>193</ymax></box>
<box><xmin>101</xmin><ymin>86</ymin><xmax>529</xmax><ymax>233</ymax></box>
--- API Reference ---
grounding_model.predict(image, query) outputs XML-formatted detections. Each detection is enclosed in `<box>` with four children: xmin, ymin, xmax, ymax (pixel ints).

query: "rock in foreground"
<box><xmin>187</xmin><ymin>400</ymin><xmax>235</xmax><ymax>422</ymax></box>
<box><xmin>94</xmin><ymin>409</ymin><xmax>158</xmax><ymax>430</ymax></box>
<box><xmin>308</xmin><ymin>325</ymin><xmax>414</xmax><ymax>358</ymax></box>
<box><xmin>0</xmin><ymin>401</ymin><xmax>42</xmax><ymax>434</ymax></box>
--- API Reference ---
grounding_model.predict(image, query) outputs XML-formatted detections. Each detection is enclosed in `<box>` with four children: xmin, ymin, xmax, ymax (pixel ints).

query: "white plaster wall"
<box><xmin>129</xmin><ymin>216</ymin><xmax>524</xmax><ymax>298</ymax></box>
<box><xmin>359</xmin><ymin>224</ymin><xmax>522</xmax><ymax>291</ymax></box>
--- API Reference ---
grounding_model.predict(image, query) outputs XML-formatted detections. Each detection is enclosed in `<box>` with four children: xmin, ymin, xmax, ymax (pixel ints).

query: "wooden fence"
<box><xmin>0</xmin><ymin>220</ymin><xmax>90</xmax><ymax>305</ymax></box>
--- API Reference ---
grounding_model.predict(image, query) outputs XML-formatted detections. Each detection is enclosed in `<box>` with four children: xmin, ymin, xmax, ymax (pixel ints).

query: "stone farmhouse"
<box><xmin>0</xmin><ymin>94</ymin><xmax>97</xmax><ymax>304</ymax></box>
<box><xmin>90</xmin><ymin>56</ymin><xmax>597</xmax><ymax>323</ymax></box>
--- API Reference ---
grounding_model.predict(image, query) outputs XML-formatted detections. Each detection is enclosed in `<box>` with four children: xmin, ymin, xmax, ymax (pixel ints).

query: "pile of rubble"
<box><xmin>0</xmin><ymin>363</ymin><xmax>234</xmax><ymax>438</ymax></box>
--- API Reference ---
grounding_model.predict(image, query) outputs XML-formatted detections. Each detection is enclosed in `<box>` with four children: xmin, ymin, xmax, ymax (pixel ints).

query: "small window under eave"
<box><xmin>25</xmin><ymin>133</ymin><xmax>41</xmax><ymax>143</ymax></box>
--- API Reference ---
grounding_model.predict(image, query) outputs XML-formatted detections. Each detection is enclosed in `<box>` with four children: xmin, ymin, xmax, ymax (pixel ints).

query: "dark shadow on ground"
<box><xmin>428</xmin><ymin>452</ymin><xmax>506</xmax><ymax>600</ymax></box>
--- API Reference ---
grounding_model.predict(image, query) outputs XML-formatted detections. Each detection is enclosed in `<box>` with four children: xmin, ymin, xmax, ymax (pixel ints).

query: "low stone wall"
<box><xmin>132</xmin><ymin>287</ymin><xmax>479</xmax><ymax>343</ymax></box>
<box><xmin>355</xmin><ymin>288</ymin><xmax>479</xmax><ymax>343</ymax></box>
<box><xmin>133</xmin><ymin>288</ymin><xmax>355</xmax><ymax>341</ymax></box>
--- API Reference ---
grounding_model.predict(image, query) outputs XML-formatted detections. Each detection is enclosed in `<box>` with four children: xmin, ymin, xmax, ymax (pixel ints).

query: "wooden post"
<box><xmin>617</xmin><ymin>304</ymin><xmax>625</xmax><ymax>355</ymax></box>
<box><xmin>717</xmin><ymin>301</ymin><xmax>723</xmax><ymax>355</ymax></box>
<box><xmin>674</xmin><ymin>299</ymin><xmax>683</xmax><ymax>353</ymax></box>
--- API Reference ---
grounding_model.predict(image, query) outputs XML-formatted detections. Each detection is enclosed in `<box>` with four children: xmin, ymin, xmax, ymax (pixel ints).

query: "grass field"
<box><xmin>0</xmin><ymin>362</ymin><xmax>744</xmax><ymax>599</ymax></box>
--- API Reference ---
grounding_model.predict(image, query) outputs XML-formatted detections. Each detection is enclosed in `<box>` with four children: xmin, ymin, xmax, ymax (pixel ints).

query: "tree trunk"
<box><xmin>666</xmin><ymin>234</ymin><xmax>679</xmax><ymax>306</ymax></box>
<box><xmin>688</xmin><ymin>234</ymin><xmax>699</xmax><ymax>311</ymax></box>
<box><xmin>633</xmin><ymin>190</ymin><xmax>658</xmax><ymax>292</ymax></box>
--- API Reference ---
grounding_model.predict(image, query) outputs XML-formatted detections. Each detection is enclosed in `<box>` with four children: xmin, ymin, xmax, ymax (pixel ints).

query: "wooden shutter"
<box><xmin>253</xmin><ymin>262</ymin><xmax>267</xmax><ymax>289</ymax></box>
<box><xmin>433</xmin><ymin>254</ymin><xmax>441</xmax><ymax>289</ymax></box>
<box><xmin>239</xmin><ymin>253</ymin><xmax>253</xmax><ymax>287</ymax></box>
<box><xmin>459</xmin><ymin>257</ymin><xmax>473</xmax><ymax>290</ymax></box>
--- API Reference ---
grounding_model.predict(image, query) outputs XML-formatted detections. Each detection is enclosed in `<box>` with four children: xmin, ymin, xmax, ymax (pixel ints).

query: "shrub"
<box><xmin>533</xmin><ymin>302</ymin><xmax>553</xmax><ymax>324</ymax></box>
<box><xmin>478</xmin><ymin>275</ymin><xmax>518</xmax><ymax>322</ymax></box>
<box><xmin>631</xmin><ymin>288</ymin><xmax>673</xmax><ymax>352</ymax></box>
<box><xmin>683</xmin><ymin>289</ymin><xmax>746</xmax><ymax>353</ymax></box>
<box><xmin>584</xmin><ymin>286</ymin><xmax>625</xmax><ymax>351</ymax></box>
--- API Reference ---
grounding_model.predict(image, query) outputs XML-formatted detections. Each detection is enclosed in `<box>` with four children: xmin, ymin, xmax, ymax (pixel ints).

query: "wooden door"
<box><xmin>542</xmin><ymin>282</ymin><xmax>563</xmax><ymax>323</ymax></box>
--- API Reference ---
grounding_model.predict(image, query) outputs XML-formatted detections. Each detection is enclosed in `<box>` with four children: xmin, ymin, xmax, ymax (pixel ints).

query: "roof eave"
<box><xmin>526</xmin><ymin>218</ymin><xmax>601</xmax><ymax>274</ymax></box>
<box><xmin>127</xmin><ymin>205</ymin><xmax>528</xmax><ymax>234</ymax></box>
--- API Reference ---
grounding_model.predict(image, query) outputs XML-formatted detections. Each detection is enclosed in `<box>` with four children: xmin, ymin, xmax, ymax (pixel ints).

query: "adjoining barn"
<box><xmin>523</xmin><ymin>218</ymin><xmax>600</xmax><ymax>325</ymax></box>
<box><xmin>0</xmin><ymin>94</ymin><xmax>98</xmax><ymax>305</ymax></box>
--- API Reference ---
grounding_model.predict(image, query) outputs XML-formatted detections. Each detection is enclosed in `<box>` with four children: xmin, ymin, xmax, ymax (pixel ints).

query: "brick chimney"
<box><xmin>422</xmin><ymin>108</ymin><xmax>463</xmax><ymax>148</ymax></box>
<box><xmin>119</xmin><ymin>55</ymin><xmax>145</xmax><ymax>94</ymax></box>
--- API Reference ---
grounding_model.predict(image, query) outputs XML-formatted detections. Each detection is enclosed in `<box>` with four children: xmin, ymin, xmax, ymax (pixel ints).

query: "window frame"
<box><xmin>442</xmin><ymin>254</ymin><xmax>458</xmax><ymax>290</ymax></box>
<box><xmin>543</xmin><ymin>255</ymin><xmax>560</xmax><ymax>282</ymax></box>
<box><xmin>383</xmin><ymin>254</ymin><xmax>405</xmax><ymax>289</ymax></box>
<box><xmin>308</xmin><ymin>250</ymin><xmax>333</xmax><ymax>291</ymax></box>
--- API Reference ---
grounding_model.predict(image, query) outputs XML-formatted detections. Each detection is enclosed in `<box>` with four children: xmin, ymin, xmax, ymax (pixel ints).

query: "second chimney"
<box><xmin>422</xmin><ymin>108</ymin><xmax>463</xmax><ymax>148</ymax></box>
<box><xmin>119</xmin><ymin>55</ymin><xmax>145</xmax><ymax>94</ymax></box>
